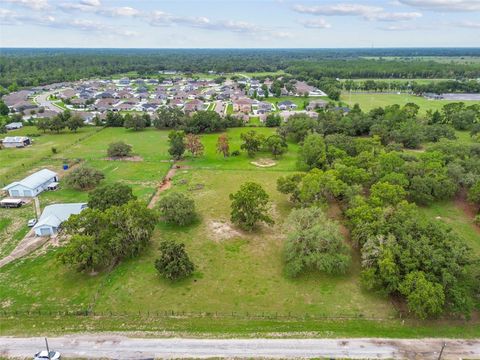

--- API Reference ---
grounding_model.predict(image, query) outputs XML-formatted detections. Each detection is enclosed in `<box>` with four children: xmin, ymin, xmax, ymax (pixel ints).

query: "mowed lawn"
<box><xmin>342</xmin><ymin>93</ymin><xmax>480</xmax><ymax>114</ymax></box>
<box><xmin>0</xmin><ymin>126</ymin><xmax>393</xmax><ymax>318</ymax></box>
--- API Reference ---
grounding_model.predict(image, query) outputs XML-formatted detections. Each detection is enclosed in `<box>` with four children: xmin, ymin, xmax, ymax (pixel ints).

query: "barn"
<box><xmin>1</xmin><ymin>136</ymin><xmax>31</xmax><ymax>148</ymax></box>
<box><xmin>33</xmin><ymin>203</ymin><xmax>87</xmax><ymax>236</ymax></box>
<box><xmin>2</xmin><ymin>169</ymin><xmax>58</xmax><ymax>197</ymax></box>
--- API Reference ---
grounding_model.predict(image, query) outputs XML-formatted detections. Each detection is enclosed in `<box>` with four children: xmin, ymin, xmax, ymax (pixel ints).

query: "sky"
<box><xmin>0</xmin><ymin>0</ymin><xmax>479</xmax><ymax>48</ymax></box>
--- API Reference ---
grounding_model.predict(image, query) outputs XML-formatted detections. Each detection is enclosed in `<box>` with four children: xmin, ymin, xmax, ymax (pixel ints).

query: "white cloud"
<box><xmin>3</xmin><ymin>0</ymin><xmax>50</xmax><ymax>10</ymax></box>
<box><xmin>293</xmin><ymin>3</ymin><xmax>423</xmax><ymax>22</ymax></box>
<box><xmin>453</xmin><ymin>20</ymin><xmax>480</xmax><ymax>28</ymax></box>
<box><xmin>0</xmin><ymin>9</ymin><xmax>136</xmax><ymax>37</ymax></box>
<box><xmin>58</xmin><ymin>1</ymin><xmax>140</xmax><ymax>17</ymax></box>
<box><xmin>293</xmin><ymin>3</ymin><xmax>383</xmax><ymax>16</ymax></box>
<box><xmin>149</xmin><ymin>11</ymin><xmax>290</xmax><ymax>40</ymax></box>
<box><xmin>300</xmin><ymin>18</ymin><xmax>332</xmax><ymax>29</ymax></box>
<box><xmin>379</xmin><ymin>23</ymin><xmax>434</xmax><ymax>31</ymax></box>
<box><xmin>398</xmin><ymin>0</ymin><xmax>480</xmax><ymax>11</ymax></box>
<box><xmin>110</xmin><ymin>6</ymin><xmax>140</xmax><ymax>17</ymax></box>
<box><xmin>366</xmin><ymin>11</ymin><xmax>422</xmax><ymax>21</ymax></box>
<box><xmin>79</xmin><ymin>0</ymin><xmax>101</xmax><ymax>6</ymax></box>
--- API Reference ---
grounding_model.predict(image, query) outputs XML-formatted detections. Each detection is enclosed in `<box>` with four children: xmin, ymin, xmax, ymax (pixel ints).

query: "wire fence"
<box><xmin>0</xmin><ymin>308</ymin><xmax>397</xmax><ymax>322</ymax></box>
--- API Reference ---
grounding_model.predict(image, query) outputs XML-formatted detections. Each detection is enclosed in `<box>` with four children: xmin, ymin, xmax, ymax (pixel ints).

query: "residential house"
<box><xmin>256</xmin><ymin>101</ymin><xmax>273</xmax><ymax>114</ymax></box>
<box><xmin>2</xmin><ymin>169</ymin><xmax>58</xmax><ymax>197</ymax></box>
<box><xmin>58</xmin><ymin>89</ymin><xmax>76</xmax><ymax>100</ymax></box>
<box><xmin>233</xmin><ymin>98</ymin><xmax>254</xmax><ymax>113</ymax></box>
<box><xmin>306</xmin><ymin>99</ymin><xmax>328</xmax><ymax>111</ymax></box>
<box><xmin>70</xmin><ymin>98</ymin><xmax>87</xmax><ymax>108</ymax></box>
<box><xmin>170</xmin><ymin>99</ymin><xmax>184</xmax><ymax>108</ymax></box>
<box><xmin>278</xmin><ymin>100</ymin><xmax>297</xmax><ymax>110</ymax></box>
<box><xmin>294</xmin><ymin>81</ymin><xmax>327</xmax><ymax>97</ymax></box>
<box><xmin>33</xmin><ymin>203</ymin><xmax>87</xmax><ymax>236</ymax></box>
<box><xmin>3</xmin><ymin>90</ymin><xmax>33</xmax><ymax>107</ymax></box>
<box><xmin>184</xmin><ymin>99</ymin><xmax>204</xmax><ymax>113</ymax></box>
<box><xmin>119</xmin><ymin>77</ymin><xmax>130</xmax><ymax>86</ymax></box>
<box><xmin>279</xmin><ymin>110</ymin><xmax>317</xmax><ymax>122</ymax></box>
<box><xmin>11</xmin><ymin>100</ymin><xmax>37</xmax><ymax>113</ymax></box>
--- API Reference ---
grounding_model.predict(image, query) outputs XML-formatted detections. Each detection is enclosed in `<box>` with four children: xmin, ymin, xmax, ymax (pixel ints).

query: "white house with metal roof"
<box><xmin>33</xmin><ymin>203</ymin><xmax>87</xmax><ymax>236</ymax></box>
<box><xmin>2</xmin><ymin>169</ymin><xmax>58</xmax><ymax>197</ymax></box>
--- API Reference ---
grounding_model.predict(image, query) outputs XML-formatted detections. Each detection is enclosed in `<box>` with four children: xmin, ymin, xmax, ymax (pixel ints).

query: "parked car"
<box><xmin>27</xmin><ymin>218</ymin><xmax>37</xmax><ymax>227</ymax></box>
<box><xmin>34</xmin><ymin>351</ymin><xmax>61</xmax><ymax>360</ymax></box>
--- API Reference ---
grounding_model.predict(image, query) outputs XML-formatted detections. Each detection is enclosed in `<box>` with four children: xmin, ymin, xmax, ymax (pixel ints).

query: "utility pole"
<box><xmin>45</xmin><ymin>338</ymin><xmax>51</xmax><ymax>360</ymax></box>
<box><xmin>437</xmin><ymin>342</ymin><xmax>446</xmax><ymax>360</ymax></box>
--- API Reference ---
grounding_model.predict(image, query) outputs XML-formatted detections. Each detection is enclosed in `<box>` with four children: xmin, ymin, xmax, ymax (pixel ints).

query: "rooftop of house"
<box><xmin>3</xmin><ymin>169</ymin><xmax>57</xmax><ymax>191</ymax></box>
<box><xmin>33</xmin><ymin>203</ymin><xmax>87</xmax><ymax>230</ymax></box>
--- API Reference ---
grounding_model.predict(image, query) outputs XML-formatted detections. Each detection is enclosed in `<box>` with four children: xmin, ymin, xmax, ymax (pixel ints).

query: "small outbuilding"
<box><xmin>2</xmin><ymin>169</ymin><xmax>58</xmax><ymax>197</ymax></box>
<box><xmin>1</xmin><ymin>136</ymin><xmax>31</xmax><ymax>148</ymax></box>
<box><xmin>33</xmin><ymin>203</ymin><xmax>87</xmax><ymax>236</ymax></box>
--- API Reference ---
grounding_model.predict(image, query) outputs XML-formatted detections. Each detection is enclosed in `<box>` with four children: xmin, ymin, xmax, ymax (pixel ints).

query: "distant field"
<box><xmin>342</xmin><ymin>92</ymin><xmax>480</xmax><ymax>114</ymax></box>
<box><xmin>339</xmin><ymin>78</ymin><xmax>454</xmax><ymax>84</ymax></box>
<box><xmin>361</xmin><ymin>56</ymin><xmax>480</xmax><ymax>65</ymax></box>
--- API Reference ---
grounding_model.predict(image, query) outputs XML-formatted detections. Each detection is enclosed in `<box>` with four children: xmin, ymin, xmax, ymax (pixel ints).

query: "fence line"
<box><xmin>0</xmin><ymin>308</ymin><xmax>397</xmax><ymax>322</ymax></box>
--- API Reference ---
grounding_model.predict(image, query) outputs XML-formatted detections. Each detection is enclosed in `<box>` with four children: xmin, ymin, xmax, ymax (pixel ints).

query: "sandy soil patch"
<box><xmin>147</xmin><ymin>164</ymin><xmax>191</xmax><ymax>209</ymax></box>
<box><xmin>209</xmin><ymin>220</ymin><xmax>242</xmax><ymax>241</ymax></box>
<box><xmin>250</xmin><ymin>158</ymin><xmax>277</xmax><ymax>168</ymax></box>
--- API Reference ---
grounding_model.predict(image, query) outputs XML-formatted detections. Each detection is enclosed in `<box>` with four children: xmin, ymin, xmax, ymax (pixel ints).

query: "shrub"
<box><xmin>283</xmin><ymin>207</ymin><xmax>351</xmax><ymax>277</ymax></box>
<box><xmin>88</xmin><ymin>183</ymin><xmax>136</xmax><ymax>211</ymax></box>
<box><xmin>158</xmin><ymin>192</ymin><xmax>196</xmax><ymax>226</ymax></box>
<box><xmin>64</xmin><ymin>166</ymin><xmax>104</xmax><ymax>190</ymax></box>
<box><xmin>168</xmin><ymin>131</ymin><xmax>186</xmax><ymax>160</ymax></box>
<box><xmin>155</xmin><ymin>240</ymin><xmax>194</xmax><ymax>281</ymax></box>
<box><xmin>107</xmin><ymin>141</ymin><xmax>132</xmax><ymax>158</ymax></box>
<box><xmin>230</xmin><ymin>182</ymin><xmax>273</xmax><ymax>231</ymax></box>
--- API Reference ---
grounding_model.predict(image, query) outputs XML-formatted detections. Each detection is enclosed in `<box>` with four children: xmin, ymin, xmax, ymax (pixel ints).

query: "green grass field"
<box><xmin>0</xmin><ymin>124</ymin><xmax>479</xmax><ymax>337</ymax></box>
<box><xmin>342</xmin><ymin>93</ymin><xmax>480</xmax><ymax>114</ymax></box>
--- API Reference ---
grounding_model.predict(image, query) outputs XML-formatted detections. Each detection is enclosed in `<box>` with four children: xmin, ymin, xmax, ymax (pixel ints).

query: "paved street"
<box><xmin>1</xmin><ymin>335</ymin><xmax>478</xmax><ymax>359</ymax></box>
<box><xmin>33</xmin><ymin>90</ymin><xmax>64</xmax><ymax>113</ymax></box>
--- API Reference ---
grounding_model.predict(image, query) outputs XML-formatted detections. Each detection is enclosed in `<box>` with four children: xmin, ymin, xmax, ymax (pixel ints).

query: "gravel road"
<box><xmin>1</xmin><ymin>335</ymin><xmax>478</xmax><ymax>359</ymax></box>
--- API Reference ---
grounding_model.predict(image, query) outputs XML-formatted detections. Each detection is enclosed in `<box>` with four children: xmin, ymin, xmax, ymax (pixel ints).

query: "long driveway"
<box><xmin>1</xmin><ymin>335</ymin><xmax>478</xmax><ymax>359</ymax></box>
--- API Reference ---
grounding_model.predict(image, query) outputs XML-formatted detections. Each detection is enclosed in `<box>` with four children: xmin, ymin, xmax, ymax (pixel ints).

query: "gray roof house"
<box><xmin>278</xmin><ymin>100</ymin><xmax>297</xmax><ymax>110</ymax></box>
<box><xmin>3</xmin><ymin>169</ymin><xmax>58</xmax><ymax>197</ymax></box>
<box><xmin>33</xmin><ymin>203</ymin><xmax>87</xmax><ymax>236</ymax></box>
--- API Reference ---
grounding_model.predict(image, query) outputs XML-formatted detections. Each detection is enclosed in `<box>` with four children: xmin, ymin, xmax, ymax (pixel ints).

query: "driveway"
<box><xmin>1</xmin><ymin>335</ymin><xmax>478</xmax><ymax>359</ymax></box>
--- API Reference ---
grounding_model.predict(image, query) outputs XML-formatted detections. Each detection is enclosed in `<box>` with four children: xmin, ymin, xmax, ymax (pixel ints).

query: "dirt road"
<box><xmin>1</xmin><ymin>335</ymin><xmax>478</xmax><ymax>359</ymax></box>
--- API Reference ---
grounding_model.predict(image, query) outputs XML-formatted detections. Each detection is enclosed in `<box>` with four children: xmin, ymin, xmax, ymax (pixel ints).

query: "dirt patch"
<box><xmin>209</xmin><ymin>220</ymin><xmax>242</xmax><ymax>241</ymax></box>
<box><xmin>0</xmin><ymin>229</ymin><xmax>49</xmax><ymax>268</ymax></box>
<box><xmin>104</xmin><ymin>156</ymin><xmax>143</xmax><ymax>162</ymax></box>
<box><xmin>251</xmin><ymin>158</ymin><xmax>277</xmax><ymax>168</ymax></box>
<box><xmin>147</xmin><ymin>164</ymin><xmax>190</xmax><ymax>209</ymax></box>
<box><xmin>1</xmin><ymin>299</ymin><xmax>12</xmax><ymax>308</ymax></box>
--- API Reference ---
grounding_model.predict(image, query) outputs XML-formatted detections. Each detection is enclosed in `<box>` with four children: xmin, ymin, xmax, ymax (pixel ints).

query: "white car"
<box><xmin>27</xmin><ymin>218</ymin><xmax>37</xmax><ymax>227</ymax></box>
<box><xmin>34</xmin><ymin>351</ymin><xmax>61</xmax><ymax>360</ymax></box>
